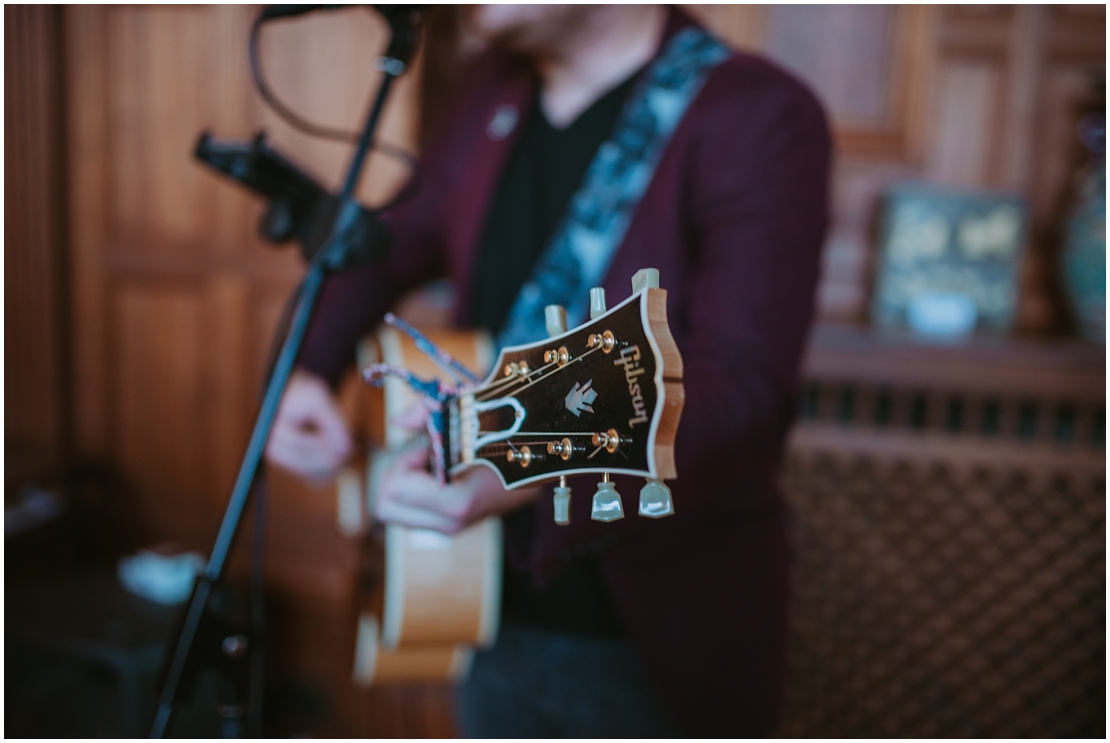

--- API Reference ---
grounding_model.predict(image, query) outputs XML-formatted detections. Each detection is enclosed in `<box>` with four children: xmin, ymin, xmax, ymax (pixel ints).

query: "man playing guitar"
<box><xmin>266</xmin><ymin>5</ymin><xmax>830</xmax><ymax>737</ymax></box>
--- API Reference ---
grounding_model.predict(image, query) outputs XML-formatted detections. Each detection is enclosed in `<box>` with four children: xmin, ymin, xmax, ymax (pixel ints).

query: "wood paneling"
<box><xmin>62</xmin><ymin>5</ymin><xmax>427</xmax><ymax>735</ymax></box>
<box><xmin>687</xmin><ymin>5</ymin><xmax>767</xmax><ymax>51</ymax></box>
<box><xmin>6</xmin><ymin>5</ymin><xmax>69</xmax><ymax>461</ymax></box>
<box><xmin>927</xmin><ymin>59</ymin><xmax>1005</xmax><ymax>187</ymax></box>
<box><xmin>115</xmin><ymin>283</ymin><xmax>209</xmax><ymax>540</ymax></box>
<box><xmin>696</xmin><ymin>4</ymin><xmax>1104</xmax><ymax>327</ymax></box>
<box><xmin>67</xmin><ymin>4</ymin><xmax>421</xmax><ymax>542</ymax></box>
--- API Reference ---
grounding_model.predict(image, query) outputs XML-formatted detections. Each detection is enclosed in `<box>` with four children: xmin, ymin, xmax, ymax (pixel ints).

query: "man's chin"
<box><xmin>465</xmin><ymin>5</ymin><xmax>584</xmax><ymax>56</ymax></box>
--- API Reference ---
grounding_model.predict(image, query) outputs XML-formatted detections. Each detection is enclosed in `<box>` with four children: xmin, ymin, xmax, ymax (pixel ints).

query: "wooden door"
<box><xmin>64</xmin><ymin>5</ymin><xmax>443</xmax><ymax>735</ymax></box>
<box><xmin>6</xmin><ymin>5</ymin><xmax>69</xmax><ymax>472</ymax></box>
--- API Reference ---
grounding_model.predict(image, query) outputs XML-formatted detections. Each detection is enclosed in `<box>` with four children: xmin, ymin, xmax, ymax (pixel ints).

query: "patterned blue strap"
<box><xmin>496</xmin><ymin>27</ymin><xmax>730</xmax><ymax>349</ymax></box>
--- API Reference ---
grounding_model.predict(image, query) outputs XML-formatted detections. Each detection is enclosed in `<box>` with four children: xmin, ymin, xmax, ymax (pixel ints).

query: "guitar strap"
<box><xmin>496</xmin><ymin>26</ymin><xmax>730</xmax><ymax>350</ymax></box>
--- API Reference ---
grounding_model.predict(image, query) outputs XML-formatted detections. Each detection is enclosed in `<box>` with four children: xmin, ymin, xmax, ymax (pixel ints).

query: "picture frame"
<box><xmin>871</xmin><ymin>183</ymin><xmax>1028</xmax><ymax>333</ymax></box>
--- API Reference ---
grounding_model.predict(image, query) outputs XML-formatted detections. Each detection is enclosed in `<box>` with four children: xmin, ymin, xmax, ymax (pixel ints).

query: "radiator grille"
<box><xmin>780</xmin><ymin>449</ymin><xmax>1105</xmax><ymax>737</ymax></box>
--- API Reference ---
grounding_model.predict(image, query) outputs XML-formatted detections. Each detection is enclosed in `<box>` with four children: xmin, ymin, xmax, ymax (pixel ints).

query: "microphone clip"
<box><xmin>194</xmin><ymin>131</ymin><xmax>389</xmax><ymax>269</ymax></box>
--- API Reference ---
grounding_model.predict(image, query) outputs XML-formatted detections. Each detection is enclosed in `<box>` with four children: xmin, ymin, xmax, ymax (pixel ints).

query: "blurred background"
<box><xmin>5</xmin><ymin>4</ymin><xmax>1104</xmax><ymax>737</ymax></box>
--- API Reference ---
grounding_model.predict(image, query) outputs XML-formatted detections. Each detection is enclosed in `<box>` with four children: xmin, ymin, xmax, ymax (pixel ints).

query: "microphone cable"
<box><xmin>248</xmin><ymin>8</ymin><xmax>418</xmax><ymax>171</ymax></box>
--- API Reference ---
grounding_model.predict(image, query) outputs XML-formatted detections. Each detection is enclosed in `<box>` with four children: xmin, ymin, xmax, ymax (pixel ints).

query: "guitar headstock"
<box><xmin>446</xmin><ymin>269</ymin><xmax>685</xmax><ymax>521</ymax></box>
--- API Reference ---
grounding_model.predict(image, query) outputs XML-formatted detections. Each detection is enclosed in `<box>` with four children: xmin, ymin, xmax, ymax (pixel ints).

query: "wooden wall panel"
<box><xmin>688</xmin><ymin>5</ymin><xmax>766</xmax><ymax>51</ymax></box>
<box><xmin>765</xmin><ymin>6</ymin><xmax>896</xmax><ymax>125</ymax></box>
<box><xmin>67</xmin><ymin>3</ymin><xmax>420</xmax><ymax>539</ymax></box>
<box><xmin>114</xmin><ymin>283</ymin><xmax>209</xmax><ymax>542</ymax></box>
<box><xmin>204</xmin><ymin>276</ymin><xmax>254</xmax><ymax>499</ymax></box>
<box><xmin>696</xmin><ymin>4</ymin><xmax>1104</xmax><ymax>327</ymax></box>
<box><xmin>68</xmin><ymin>4</ymin><xmax>111</xmax><ymax>461</ymax></box>
<box><xmin>927</xmin><ymin>59</ymin><xmax>1005</xmax><ymax>187</ymax></box>
<box><xmin>5</xmin><ymin>5</ymin><xmax>68</xmax><ymax>463</ymax></box>
<box><xmin>63</xmin><ymin>6</ymin><xmax>427</xmax><ymax>734</ymax></box>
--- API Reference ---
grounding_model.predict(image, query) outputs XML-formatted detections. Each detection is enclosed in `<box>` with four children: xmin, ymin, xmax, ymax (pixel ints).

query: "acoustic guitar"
<box><xmin>349</xmin><ymin>268</ymin><xmax>684</xmax><ymax>685</ymax></box>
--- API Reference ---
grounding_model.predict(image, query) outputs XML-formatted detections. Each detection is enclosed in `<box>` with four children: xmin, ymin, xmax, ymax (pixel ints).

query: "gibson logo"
<box><xmin>615</xmin><ymin>346</ymin><xmax>650</xmax><ymax>428</ymax></box>
<box><xmin>565</xmin><ymin>379</ymin><xmax>597</xmax><ymax>417</ymax></box>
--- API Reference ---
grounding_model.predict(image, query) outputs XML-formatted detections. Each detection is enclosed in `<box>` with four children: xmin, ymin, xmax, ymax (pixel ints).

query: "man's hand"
<box><xmin>265</xmin><ymin>368</ymin><xmax>352</xmax><ymax>485</ymax></box>
<box><xmin>375</xmin><ymin>407</ymin><xmax>539</xmax><ymax>534</ymax></box>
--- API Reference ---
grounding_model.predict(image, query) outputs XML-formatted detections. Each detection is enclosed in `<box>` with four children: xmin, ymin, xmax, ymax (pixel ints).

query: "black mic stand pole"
<box><xmin>151</xmin><ymin>10</ymin><xmax>422</xmax><ymax>737</ymax></box>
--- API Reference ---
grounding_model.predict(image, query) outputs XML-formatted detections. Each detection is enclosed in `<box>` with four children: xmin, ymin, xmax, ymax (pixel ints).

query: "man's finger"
<box><xmin>267</xmin><ymin>429</ymin><xmax>346</xmax><ymax>477</ymax></box>
<box><xmin>377</xmin><ymin>445</ymin><xmax>431</xmax><ymax>484</ymax></box>
<box><xmin>375</xmin><ymin>499</ymin><xmax>461</xmax><ymax>534</ymax></box>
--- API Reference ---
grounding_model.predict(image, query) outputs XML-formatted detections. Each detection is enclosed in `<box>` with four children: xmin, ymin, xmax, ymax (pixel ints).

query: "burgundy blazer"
<box><xmin>301</xmin><ymin>8</ymin><xmax>831</xmax><ymax>736</ymax></box>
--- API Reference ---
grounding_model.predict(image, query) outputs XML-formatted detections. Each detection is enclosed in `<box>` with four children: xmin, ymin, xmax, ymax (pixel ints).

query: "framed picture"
<box><xmin>871</xmin><ymin>184</ymin><xmax>1028</xmax><ymax>333</ymax></box>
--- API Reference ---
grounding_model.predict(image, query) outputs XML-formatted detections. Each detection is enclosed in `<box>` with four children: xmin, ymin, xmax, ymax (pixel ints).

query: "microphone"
<box><xmin>258</xmin><ymin>5</ymin><xmax>345</xmax><ymax>22</ymax></box>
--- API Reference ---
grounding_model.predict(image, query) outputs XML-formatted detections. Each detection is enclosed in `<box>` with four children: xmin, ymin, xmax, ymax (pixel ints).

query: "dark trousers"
<box><xmin>455</xmin><ymin>622</ymin><xmax>684</xmax><ymax>738</ymax></box>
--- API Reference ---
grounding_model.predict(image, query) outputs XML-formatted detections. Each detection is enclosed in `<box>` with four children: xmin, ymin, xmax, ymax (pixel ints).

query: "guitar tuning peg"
<box><xmin>545</xmin><ymin>304</ymin><xmax>567</xmax><ymax>337</ymax></box>
<box><xmin>553</xmin><ymin>476</ymin><xmax>571</xmax><ymax>525</ymax></box>
<box><xmin>591</xmin><ymin>472</ymin><xmax>624</xmax><ymax>522</ymax></box>
<box><xmin>589</xmin><ymin>288</ymin><xmax>607</xmax><ymax>320</ymax></box>
<box><xmin>639</xmin><ymin>478</ymin><xmax>674</xmax><ymax>518</ymax></box>
<box><xmin>631</xmin><ymin>268</ymin><xmax>659</xmax><ymax>293</ymax></box>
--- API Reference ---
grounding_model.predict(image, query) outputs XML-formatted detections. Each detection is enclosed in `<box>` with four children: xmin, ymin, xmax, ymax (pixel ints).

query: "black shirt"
<box><xmin>467</xmin><ymin>72</ymin><xmax>639</xmax><ymax>638</ymax></box>
<box><xmin>468</xmin><ymin>72</ymin><xmax>637</xmax><ymax>336</ymax></box>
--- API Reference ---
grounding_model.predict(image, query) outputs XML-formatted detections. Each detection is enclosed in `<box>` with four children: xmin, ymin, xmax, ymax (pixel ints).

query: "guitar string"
<box><xmin>472</xmin><ymin>326</ymin><xmax>616</xmax><ymax>399</ymax></box>
<box><xmin>471</xmin><ymin>361</ymin><xmax>556</xmax><ymax>400</ymax></box>
<box><xmin>473</xmin><ymin>344</ymin><xmax>607</xmax><ymax>403</ymax></box>
<box><xmin>479</xmin><ymin>431</ymin><xmax>599</xmax><ymax>436</ymax></box>
<box><xmin>475</xmin><ymin>441</ymin><xmax>610</xmax><ymax>461</ymax></box>
<box><xmin>478</xmin><ymin>345</ymin><xmax>605</xmax><ymax>403</ymax></box>
<box><xmin>472</xmin><ymin>366</ymin><xmax>545</xmax><ymax>395</ymax></box>
<box><xmin>471</xmin><ymin>362</ymin><xmax>556</xmax><ymax>400</ymax></box>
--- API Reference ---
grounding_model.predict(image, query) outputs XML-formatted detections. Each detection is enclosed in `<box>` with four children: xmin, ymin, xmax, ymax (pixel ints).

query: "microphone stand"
<box><xmin>151</xmin><ymin>10</ymin><xmax>422</xmax><ymax>737</ymax></box>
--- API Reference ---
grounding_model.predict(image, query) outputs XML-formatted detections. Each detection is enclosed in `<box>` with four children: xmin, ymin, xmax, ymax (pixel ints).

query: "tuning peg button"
<box><xmin>591</xmin><ymin>473</ymin><xmax>624</xmax><ymax>522</ymax></box>
<box><xmin>589</xmin><ymin>288</ymin><xmax>607</xmax><ymax>320</ymax></box>
<box><xmin>545</xmin><ymin>305</ymin><xmax>567</xmax><ymax>337</ymax></box>
<box><xmin>631</xmin><ymin>268</ymin><xmax>660</xmax><ymax>293</ymax></box>
<box><xmin>553</xmin><ymin>476</ymin><xmax>571</xmax><ymax>525</ymax></box>
<box><xmin>639</xmin><ymin>478</ymin><xmax>674</xmax><ymax>518</ymax></box>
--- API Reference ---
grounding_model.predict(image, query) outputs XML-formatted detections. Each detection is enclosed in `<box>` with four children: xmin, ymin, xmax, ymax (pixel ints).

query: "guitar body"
<box><xmin>352</xmin><ymin>326</ymin><xmax>501</xmax><ymax>685</ymax></box>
